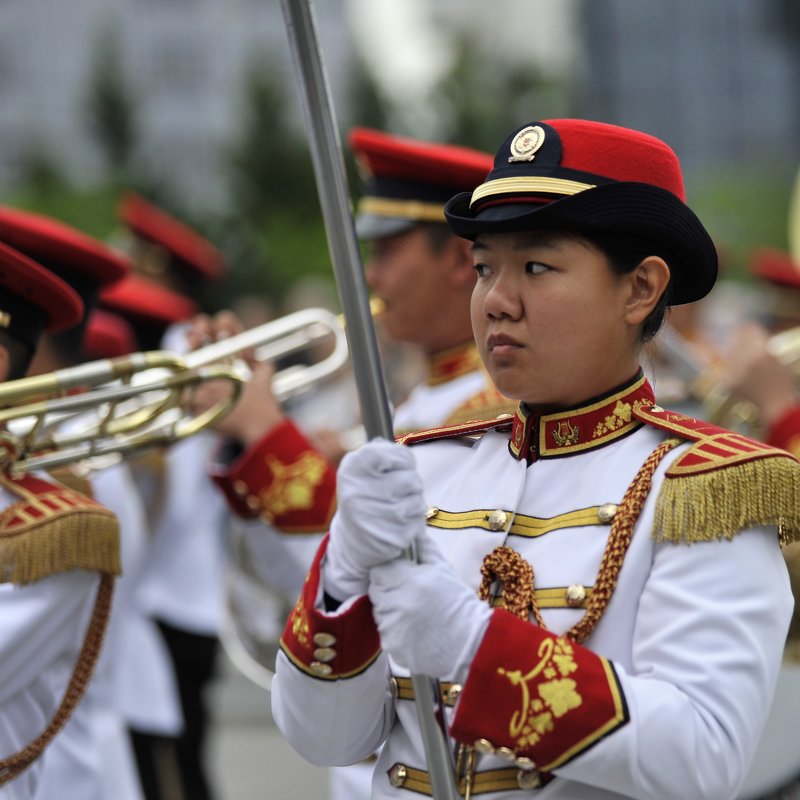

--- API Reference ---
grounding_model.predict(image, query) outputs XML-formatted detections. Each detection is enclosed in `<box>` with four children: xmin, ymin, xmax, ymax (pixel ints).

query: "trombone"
<box><xmin>0</xmin><ymin>307</ymin><xmax>350</xmax><ymax>477</ymax></box>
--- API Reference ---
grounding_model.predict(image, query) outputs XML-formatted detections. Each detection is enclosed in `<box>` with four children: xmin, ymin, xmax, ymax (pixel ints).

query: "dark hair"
<box><xmin>0</xmin><ymin>330</ymin><xmax>33</xmax><ymax>381</ymax></box>
<box><xmin>565</xmin><ymin>229</ymin><xmax>673</xmax><ymax>342</ymax></box>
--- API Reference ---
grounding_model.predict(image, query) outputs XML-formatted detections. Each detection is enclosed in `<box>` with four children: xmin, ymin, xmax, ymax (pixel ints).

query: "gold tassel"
<box><xmin>0</xmin><ymin>509</ymin><xmax>120</xmax><ymax>585</ymax></box>
<box><xmin>653</xmin><ymin>456</ymin><xmax>800</xmax><ymax>544</ymax></box>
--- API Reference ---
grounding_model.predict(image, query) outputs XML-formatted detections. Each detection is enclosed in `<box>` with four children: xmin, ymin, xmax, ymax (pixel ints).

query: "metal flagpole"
<box><xmin>278</xmin><ymin>1</ymin><xmax>460</xmax><ymax>796</ymax></box>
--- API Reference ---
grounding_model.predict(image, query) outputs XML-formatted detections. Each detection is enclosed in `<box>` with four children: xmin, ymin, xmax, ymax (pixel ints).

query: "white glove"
<box><xmin>323</xmin><ymin>438</ymin><xmax>427</xmax><ymax>601</ymax></box>
<box><xmin>368</xmin><ymin>534</ymin><xmax>492</xmax><ymax>680</ymax></box>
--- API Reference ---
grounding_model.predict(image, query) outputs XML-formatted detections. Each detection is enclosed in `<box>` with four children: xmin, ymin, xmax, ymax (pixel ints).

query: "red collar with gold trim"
<box><xmin>426</xmin><ymin>342</ymin><xmax>483</xmax><ymax>386</ymax></box>
<box><xmin>510</xmin><ymin>375</ymin><xmax>655</xmax><ymax>463</ymax></box>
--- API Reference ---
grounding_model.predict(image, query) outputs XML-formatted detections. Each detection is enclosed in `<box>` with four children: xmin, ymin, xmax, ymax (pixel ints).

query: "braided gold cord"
<box><xmin>0</xmin><ymin>574</ymin><xmax>115</xmax><ymax>784</ymax></box>
<box><xmin>479</xmin><ymin>545</ymin><xmax>541</xmax><ymax>625</ymax></box>
<box><xmin>567</xmin><ymin>438</ymin><xmax>679</xmax><ymax>644</ymax></box>
<box><xmin>477</xmin><ymin>438</ymin><xmax>679</xmax><ymax>645</ymax></box>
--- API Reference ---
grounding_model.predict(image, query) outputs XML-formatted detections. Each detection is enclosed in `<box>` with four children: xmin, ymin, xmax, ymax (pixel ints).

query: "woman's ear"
<box><xmin>623</xmin><ymin>256</ymin><xmax>670</xmax><ymax>326</ymax></box>
<box><xmin>446</xmin><ymin>236</ymin><xmax>478</xmax><ymax>289</ymax></box>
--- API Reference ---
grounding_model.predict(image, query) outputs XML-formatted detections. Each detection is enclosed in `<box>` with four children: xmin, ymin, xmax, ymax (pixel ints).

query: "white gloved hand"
<box><xmin>368</xmin><ymin>534</ymin><xmax>492</xmax><ymax>679</ymax></box>
<box><xmin>323</xmin><ymin>438</ymin><xmax>427</xmax><ymax>601</ymax></box>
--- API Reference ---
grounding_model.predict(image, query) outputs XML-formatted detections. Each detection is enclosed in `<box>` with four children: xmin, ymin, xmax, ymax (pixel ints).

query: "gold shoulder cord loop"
<box><xmin>477</xmin><ymin>437</ymin><xmax>680</xmax><ymax>643</ymax></box>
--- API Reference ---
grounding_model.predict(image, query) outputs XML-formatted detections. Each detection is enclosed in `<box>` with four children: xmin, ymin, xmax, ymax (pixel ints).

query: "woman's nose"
<box><xmin>484</xmin><ymin>272</ymin><xmax>522</xmax><ymax>320</ymax></box>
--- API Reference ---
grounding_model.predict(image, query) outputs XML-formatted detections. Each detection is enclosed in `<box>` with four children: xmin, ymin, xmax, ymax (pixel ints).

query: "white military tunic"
<box><xmin>0</xmin><ymin>477</ymin><xmax>114</xmax><ymax>800</ymax></box>
<box><xmin>273</xmin><ymin>377</ymin><xmax>795</xmax><ymax>799</ymax></box>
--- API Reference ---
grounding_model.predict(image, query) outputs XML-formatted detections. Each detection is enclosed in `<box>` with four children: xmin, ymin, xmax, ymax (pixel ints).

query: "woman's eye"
<box><xmin>473</xmin><ymin>263</ymin><xmax>490</xmax><ymax>278</ymax></box>
<box><xmin>526</xmin><ymin>261</ymin><xmax>550</xmax><ymax>275</ymax></box>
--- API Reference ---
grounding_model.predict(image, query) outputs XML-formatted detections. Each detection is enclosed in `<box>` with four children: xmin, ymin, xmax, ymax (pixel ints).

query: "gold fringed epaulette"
<box><xmin>0</xmin><ymin>473</ymin><xmax>120</xmax><ymax>585</ymax></box>
<box><xmin>633</xmin><ymin>405</ymin><xmax>800</xmax><ymax>544</ymax></box>
<box><xmin>396</xmin><ymin>415</ymin><xmax>514</xmax><ymax>447</ymax></box>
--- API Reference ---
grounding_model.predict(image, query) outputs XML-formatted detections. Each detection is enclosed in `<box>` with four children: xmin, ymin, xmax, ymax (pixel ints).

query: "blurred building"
<box><xmin>0</xmin><ymin>0</ymin><xmax>356</xmax><ymax>208</ymax></box>
<box><xmin>0</xmin><ymin>0</ymin><xmax>798</xmax><ymax>210</ymax></box>
<box><xmin>580</xmin><ymin>0</ymin><xmax>800</xmax><ymax>171</ymax></box>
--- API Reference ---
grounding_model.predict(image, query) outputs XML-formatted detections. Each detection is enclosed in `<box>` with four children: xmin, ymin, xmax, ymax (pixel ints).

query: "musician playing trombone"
<box><xmin>271</xmin><ymin>118</ymin><xmax>798</xmax><ymax>799</ymax></box>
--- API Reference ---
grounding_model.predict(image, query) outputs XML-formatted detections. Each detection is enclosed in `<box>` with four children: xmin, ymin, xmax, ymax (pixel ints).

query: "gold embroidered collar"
<box><xmin>509</xmin><ymin>373</ymin><xmax>655</xmax><ymax>463</ymax></box>
<box><xmin>426</xmin><ymin>341</ymin><xmax>483</xmax><ymax>386</ymax></box>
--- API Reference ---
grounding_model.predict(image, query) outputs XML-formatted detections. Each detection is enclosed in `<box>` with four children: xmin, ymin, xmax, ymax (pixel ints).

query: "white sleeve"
<box><xmin>0</xmin><ymin>571</ymin><xmax>99</xmax><ymax>706</ymax></box>
<box><xmin>556</xmin><ymin>526</ymin><xmax>792</xmax><ymax>800</ymax></box>
<box><xmin>271</xmin><ymin>650</ymin><xmax>396</xmax><ymax>766</ymax></box>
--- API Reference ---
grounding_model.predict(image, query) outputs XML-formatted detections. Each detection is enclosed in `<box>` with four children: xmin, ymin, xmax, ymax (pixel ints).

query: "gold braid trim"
<box><xmin>478</xmin><ymin>438</ymin><xmax>680</xmax><ymax>645</ymax></box>
<box><xmin>0</xmin><ymin>508</ymin><xmax>120</xmax><ymax>585</ymax></box>
<box><xmin>568</xmin><ymin>438</ymin><xmax>680</xmax><ymax>643</ymax></box>
<box><xmin>479</xmin><ymin>546</ymin><xmax>541</xmax><ymax>625</ymax></box>
<box><xmin>0</xmin><ymin>574</ymin><xmax>114</xmax><ymax>784</ymax></box>
<box><xmin>653</xmin><ymin>455</ymin><xmax>800</xmax><ymax>545</ymax></box>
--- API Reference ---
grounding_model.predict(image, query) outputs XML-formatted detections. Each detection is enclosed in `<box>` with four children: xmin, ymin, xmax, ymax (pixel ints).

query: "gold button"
<box><xmin>565</xmin><ymin>584</ymin><xmax>587</xmax><ymax>607</ymax></box>
<box><xmin>313</xmin><ymin>632</ymin><xmax>337</xmax><ymax>647</ymax></box>
<box><xmin>259</xmin><ymin>510</ymin><xmax>274</xmax><ymax>524</ymax></box>
<box><xmin>233</xmin><ymin>480</ymin><xmax>248</xmax><ymax>497</ymax></box>
<box><xmin>487</xmin><ymin>509</ymin><xmax>508</xmax><ymax>531</ymax></box>
<box><xmin>389</xmin><ymin>677</ymin><xmax>399</xmax><ymax>699</ymax></box>
<box><xmin>473</xmin><ymin>738</ymin><xmax>495</xmax><ymax>754</ymax></box>
<box><xmin>517</xmin><ymin>769</ymin><xmax>542</xmax><ymax>789</ymax></box>
<box><xmin>388</xmin><ymin>763</ymin><xmax>407</xmax><ymax>787</ymax></box>
<box><xmin>313</xmin><ymin>647</ymin><xmax>336</xmax><ymax>662</ymax></box>
<box><xmin>445</xmin><ymin>683</ymin><xmax>462</xmax><ymax>705</ymax></box>
<box><xmin>597</xmin><ymin>503</ymin><xmax>618</xmax><ymax>523</ymax></box>
<box><xmin>309</xmin><ymin>661</ymin><xmax>332</xmax><ymax>676</ymax></box>
<box><xmin>515</xmin><ymin>756</ymin><xmax>537</xmax><ymax>771</ymax></box>
<box><xmin>650</xmin><ymin>405</ymin><xmax>664</xmax><ymax>413</ymax></box>
<box><xmin>495</xmin><ymin>413</ymin><xmax>514</xmax><ymax>419</ymax></box>
<box><xmin>245</xmin><ymin>495</ymin><xmax>261</xmax><ymax>511</ymax></box>
<box><xmin>496</xmin><ymin>746</ymin><xmax>516</xmax><ymax>762</ymax></box>
<box><xmin>425</xmin><ymin>506</ymin><xmax>439</xmax><ymax>520</ymax></box>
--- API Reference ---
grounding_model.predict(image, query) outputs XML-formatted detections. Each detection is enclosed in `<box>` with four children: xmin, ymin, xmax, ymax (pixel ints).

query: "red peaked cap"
<box><xmin>0</xmin><ymin>241</ymin><xmax>84</xmax><ymax>349</ymax></box>
<box><xmin>445</xmin><ymin>118</ymin><xmax>718</xmax><ymax>305</ymax></box>
<box><xmin>348</xmin><ymin>127</ymin><xmax>493</xmax><ymax>239</ymax></box>
<box><xmin>0</xmin><ymin>206</ymin><xmax>130</xmax><ymax>305</ymax></box>
<box><xmin>99</xmin><ymin>274</ymin><xmax>198</xmax><ymax>327</ymax></box>
<box><xmin>119</xmin><ymin>192</ymin><xmax>226</xmax><ymax>281</ymax></box>
<box><xmin>749</xmin><ymin>247</ymin><xmax>800</xmax><ymax>289</ymax></box>
<box><xmin>83</xmin><ymin>309</ymin><xmax>138</xmax><ymax>360</ymax></box>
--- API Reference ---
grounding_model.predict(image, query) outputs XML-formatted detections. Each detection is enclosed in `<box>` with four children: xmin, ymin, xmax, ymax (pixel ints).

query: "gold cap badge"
<box><xmin>508</xmin><ymin>125</ymin><xmax>545</xmax><ymax>163</ymax></box>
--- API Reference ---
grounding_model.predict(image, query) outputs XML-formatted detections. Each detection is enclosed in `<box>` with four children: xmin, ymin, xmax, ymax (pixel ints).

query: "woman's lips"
<box><xmin>487</xmin><ymin>333</ymin><xmax>523</xmax><ymax>355</ymax></box>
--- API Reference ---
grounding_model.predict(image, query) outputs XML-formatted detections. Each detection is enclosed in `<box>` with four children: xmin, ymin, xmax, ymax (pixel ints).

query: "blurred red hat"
<box><xmin>0</xmin><ymin>206</ymin><xmax>130</xmax><ymax>307</ymax></box>
<box><xmin>98</xmin><ymin>274</ymin><xmax>198</xmax><ymax>326</ymax></box>
<box><xmin>83</xmin><ymin>309</ymin><xmax>137</xmax><ymax>360</ymax></box>
<box><xmin>348</xmin><ymin>127</ymin><xmax>494</xmax><ymax>240</ymax></box>
<box><xmin>749</xmin><ymin>247</ymin><xmax>800</xmax><ymax>289</ymax></box>
<box><xmin>0</xmin><ymin>241</ymin><xmax>83</xmax><ymax>350</ymax></box>
<box><xmin>119</xmin><ymin>192</ymin><xmax>226</xmax><ymax>281</ymax></box>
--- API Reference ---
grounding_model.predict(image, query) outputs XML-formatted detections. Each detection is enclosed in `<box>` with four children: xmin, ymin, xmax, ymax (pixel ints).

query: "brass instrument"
<box><xmin>0</xmin><ymin>306</ymin><xmax>350</xmax><ymax>476</ymax></box>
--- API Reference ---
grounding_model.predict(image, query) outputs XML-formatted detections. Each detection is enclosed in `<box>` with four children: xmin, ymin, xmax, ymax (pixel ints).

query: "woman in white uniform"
<box><xmin>271</xmin><ymin>118</ymin><xmax>799</xmax><ymax>799</ymax></box>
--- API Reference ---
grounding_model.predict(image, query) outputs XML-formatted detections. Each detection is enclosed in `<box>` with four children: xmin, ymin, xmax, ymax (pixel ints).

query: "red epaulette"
<box><xmin>395</xmin><ymin>415</ymin><xmax>514</xmax><ymax>447</ymax></box>
<box><xmin>632</xmin><ymin>404</ymin><xmax>800</xmax><ymax>544</ymax></box>
<box><xmin>632</xmin><ymin>404</ymin><xmax>796</xmax><ymax>477</ymax></box>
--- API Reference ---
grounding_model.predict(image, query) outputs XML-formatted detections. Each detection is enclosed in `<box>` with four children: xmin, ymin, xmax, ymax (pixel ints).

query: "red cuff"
<box><xmin>279</xmin><ymin>535</ymin><xmax>381</xmax><ymax>680</ymax></box>
<box><xmin>766</xmin><ymin>406</ymin><xmax>800</xmax><ymax>457</ymax></box>
<box><xmin>451</xmin><ymin>610</ymin><xmax>628</xmax><ymax>771</ymax></box>
<box><xmin>209</xmin><ymin>419</ymin><xmax>337</xmax><ymax>531</ymax></box>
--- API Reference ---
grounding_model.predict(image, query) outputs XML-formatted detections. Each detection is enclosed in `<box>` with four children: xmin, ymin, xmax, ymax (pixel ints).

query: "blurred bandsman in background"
<box><xmin>0</xmin><ymin>241</ymin><xmax>120</xmax><ymax>798</ymax></box>
<box><xmin>0</xmin><ymin>206</ymin><xmax>147</xmax><ymax>800</ymax></box>
<box><xmin>110</xmin><ymin>194</ymin><xmax>228</xmax><ymax>800</ymax></box>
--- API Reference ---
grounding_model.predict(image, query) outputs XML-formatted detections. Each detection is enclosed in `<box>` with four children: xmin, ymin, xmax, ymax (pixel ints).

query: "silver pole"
<box><xmin>279</xmin><ymin>1</ymin><xmax>460</xmax><ymax>797</ymax></box>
